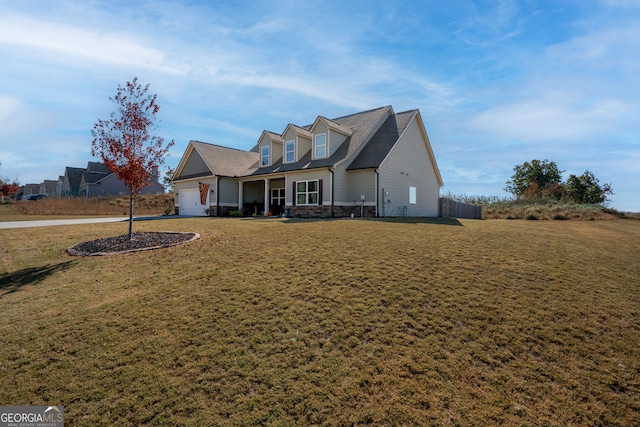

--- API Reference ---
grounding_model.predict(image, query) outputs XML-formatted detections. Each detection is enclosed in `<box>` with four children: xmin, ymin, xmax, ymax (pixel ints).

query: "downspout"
<box><xmin>375</xmin><ymin>169</ymin><xmax>379</xmax><ymax>217</ymax></box>
<box><xmin>329</xmin><ymin>167</ymin><xmax>335</xmax><ymax>217</ymax></box>
<box><xmin>216</xmin><ymin>176</ymin><xmax>220</xmax><ymax>216</ymax></box>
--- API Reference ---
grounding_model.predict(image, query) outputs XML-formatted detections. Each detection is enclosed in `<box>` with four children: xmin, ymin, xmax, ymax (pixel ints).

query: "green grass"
<box><xmin>1</xmin><ymin>218</ymin><xmax>639</xmax><ymax>425</ymax></box>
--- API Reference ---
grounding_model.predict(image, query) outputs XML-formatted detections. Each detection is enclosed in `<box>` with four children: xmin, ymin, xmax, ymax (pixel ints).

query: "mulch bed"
<box><xmin>67</xmin><ymin>232</ymin><xmax>200</xmax><ymax>256</ymax></box>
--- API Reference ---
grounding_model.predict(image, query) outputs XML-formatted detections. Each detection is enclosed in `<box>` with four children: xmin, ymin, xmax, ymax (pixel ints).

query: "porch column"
<box><xmin>238</xmin><ymin>181</ymin><xmax>243</xmax><ymax>212</ymax></box>
<box><xmin>264</xmin><ymin>178</ymin><xmax>269</xmax><ymax>214</ymax></box>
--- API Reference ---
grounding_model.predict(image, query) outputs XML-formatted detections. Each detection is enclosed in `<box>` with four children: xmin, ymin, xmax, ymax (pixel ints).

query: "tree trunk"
<box><xmin>128</xmin><ymin>191</ymin><xmax>134</xmax><ymax>241</ymax></box>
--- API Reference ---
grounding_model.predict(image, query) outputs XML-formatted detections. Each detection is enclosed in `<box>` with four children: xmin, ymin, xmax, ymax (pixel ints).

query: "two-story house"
<box><xmin>172</xmin><ymin>105</ymin><xmax>443</xmax><ymax>218</ymax></box>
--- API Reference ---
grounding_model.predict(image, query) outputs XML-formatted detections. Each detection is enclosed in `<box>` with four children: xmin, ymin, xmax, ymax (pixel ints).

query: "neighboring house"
<box><xmin>78</xmin><ymin>169</ymin><xmax>164</xmax><ymax>197</ymax></box>
<box><xmin>16</xmin><ymin>183</ymin><xmax>41</xmax><ymax>200</ymax></box>
<box><xmin>59</xmin><ymin>162</ymin><xmax>164</xmax><ymax>197</ymax></box>
<box><xmin>39</xmin><ymin>180</ymin><xmax>58</xmax><ymax>197</ymax></box>
<box><xmin>172</xmin><ymin>105</ymin><xmax>443</xmax><ymax>217</ymax></box>
<box><xmin>60</xmin><ymin>167</ymin><xmax>86</xmax><ymax>196</ymax></box>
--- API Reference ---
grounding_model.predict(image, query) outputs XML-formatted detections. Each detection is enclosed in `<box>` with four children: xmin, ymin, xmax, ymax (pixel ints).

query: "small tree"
<box><xmin>565</xmin><ymin>170</ymin><xmax>613</xmax><ymax>205</ymax></box>
<box><xmin>163</xmin><ymin>166</ymin><xmax>176</xmax><ymax>192</ymax></box>
<box><xmin>505</xmin><ymin>159</ymin><xmax>563</xmax><ymax>200</ymax></box>
<box><xmin>91</xmin><ymin>77</ymin><xmax>174</xmax><ymax>240</ymax></box>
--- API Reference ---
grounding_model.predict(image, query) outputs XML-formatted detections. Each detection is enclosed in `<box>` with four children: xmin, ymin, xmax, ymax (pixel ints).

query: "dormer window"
<box><xmin>314</xmin><ymin>133</ymin><xmax>327</xmax><ymax>158</ymax></box>
<box><xmin>261</xmin><ymin>145</ymin><xmax>269</xmax><ymax>166</ymax></box>
<box><xmin>285</xmin><ymin>140</ymin><xmax>295</xmax><ymax>163</ymax></box>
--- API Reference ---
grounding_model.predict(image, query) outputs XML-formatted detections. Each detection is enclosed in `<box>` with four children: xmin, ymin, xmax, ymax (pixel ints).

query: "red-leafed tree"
<box><xmin>91</xmin><ymin>77</ymin><xmax>174</xmax><ymax>240</ymax></box>
<box><xmin>0</xmin><ymin>162</ymin><xmax>19</xmax><ymax>198</ymax></box>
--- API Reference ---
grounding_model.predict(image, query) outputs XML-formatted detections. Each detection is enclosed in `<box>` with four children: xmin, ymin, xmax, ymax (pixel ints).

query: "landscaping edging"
<box><xmin>66</xmin><ymin>232</ymin><xmax>200</xmax><ymax>256</ymax></box>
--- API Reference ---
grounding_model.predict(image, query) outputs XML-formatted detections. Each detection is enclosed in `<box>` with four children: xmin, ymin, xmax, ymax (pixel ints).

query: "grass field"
<box><xmin>2</xmin><ymin>194</ymin><xmax>174</xmax><ymax>220</ymax></box>
<box><xmin>1</xmin><ymin>217</ymin><xmax>639</xmax><ymax>425</ymax></box>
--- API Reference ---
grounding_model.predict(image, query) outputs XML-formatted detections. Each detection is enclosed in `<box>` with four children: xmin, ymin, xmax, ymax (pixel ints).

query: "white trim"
<box><xmin>260</xmin><ymin>144</ymin><xmax>270</xmax><ymax>167</ymax></box>
<box><xmin>284</xmin><ymin>140</ymin><xmax>295</xmax><ymax>163</ymax></box>
<box><xmin>295</xmin><ymin>179</ymin><xmax>320</xmax><ymax>205</ymax></box>
<box><xmin>314</xmin><ymin>133</ymin><xmax>327</xmax><ymax>159</ymax></box>
<box><xmin>409</xmin><ymin>186</ymin><xmax>417</xmax><ymax>204</ymax></box>
<box><xmin>334</xmin><ymin>201</ymin><xmax>376</xmax><ymax>207</ymax></box>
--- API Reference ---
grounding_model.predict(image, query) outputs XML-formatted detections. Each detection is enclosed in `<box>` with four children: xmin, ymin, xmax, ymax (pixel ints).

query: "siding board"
<box><xmin>378</xmin><ymin>118</ymin><xmax>440</xmax><ymax>217</ymax></box>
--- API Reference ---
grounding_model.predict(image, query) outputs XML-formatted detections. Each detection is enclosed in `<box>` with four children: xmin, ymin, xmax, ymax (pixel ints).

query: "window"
<box><xmin>261</xmin><ymin>145</ymin><xmax>269</xmax><ymax>166</ymax></box>
<box><xmin>409</xmin><ymin>186</ymin><xmax>417</xmax><ymax>204</ymax></box>
<box><xmin>296</xmin><ymin>180</ymin><xmax>319</xmax><ymax>205</ymax></box>
<box><xmin>285</xmin><ymin>140</ymin><xmax>295</xmax><ymax>163</ymax></box>
<box><xmin>314</xmin><ymin>133</ymin><xmax>326</xmax><ymax>158</ymax></box>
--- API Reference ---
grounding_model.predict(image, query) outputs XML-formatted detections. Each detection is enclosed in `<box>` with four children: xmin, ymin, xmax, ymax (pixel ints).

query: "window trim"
<box><xmin>284</xmin><ymin>140</ymin><xmax>295</xmax><ymax>163</ymax></box>
<box><xmin>314</xmin><ymin>133</ymin><xmax>327</xmax><ymax>159</ymax></box>
<box><xmin>260</xmin><ymin>145</ymin><xmax>270</xmax><ymax>167</ymax></box>
<box><xmin>409</xmin><ymin>186</ymin><xmax>417</xmax><ymax>204</ymax></box>
<box><xmin>296</xmin><ymin>179</ymin><xmax>320</xmax><ymax>206</ymax></box>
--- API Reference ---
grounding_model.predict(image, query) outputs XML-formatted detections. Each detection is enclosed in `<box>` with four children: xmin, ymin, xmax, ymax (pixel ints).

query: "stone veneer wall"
<box><xmin>289</xmin><ymin>205</ymin><xmax>376</xmax><ymax>218</ymax></box>
<box><xmin>174</xmin><ymin>206</ymin><xmax>234</xmax><ymax>216</ymax></box>
<box><xmin>176</xmin><ymin>205</ymin><xmax>377</xmax><ymax>218</ymax></box>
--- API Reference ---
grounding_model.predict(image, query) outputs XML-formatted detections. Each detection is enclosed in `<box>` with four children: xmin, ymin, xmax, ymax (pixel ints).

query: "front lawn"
<box><xmin>1</xmin><ymin>218</ymin><xmax>638</xmax><ymax>425</ymax></box>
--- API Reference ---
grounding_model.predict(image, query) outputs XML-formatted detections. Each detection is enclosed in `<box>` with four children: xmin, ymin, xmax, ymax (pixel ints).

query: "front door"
<box><xmin>270</xmin><ymin>188</ymin><xmax>285</xmax><ymax>215</ymax></box>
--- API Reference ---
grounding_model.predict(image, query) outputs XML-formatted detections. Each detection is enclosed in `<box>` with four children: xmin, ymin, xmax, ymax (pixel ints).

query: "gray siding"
<box><xmin>180</xmin><ymin>149</ymin><xmax>210</xmax><ymax>177</ymax></box>
<box><xmin>298</xmin><ymin>136</ymin><xmax>312</xmax><ymax>162</ymax></box>
<box><xmin>378</xmin><ymin>118</ymin><xmax>440</xmax><ymax>217</ymax></box>
<box><xmin>218</xmin><ymin>178</ymin><xmax>239</xmax><ymax>205</ymax></box>
<box><xmin>287</xmin><ymin>169</ymin><xmax>331</xmax><ymax>205</ymax></box>
<box><xmin>346</xmin><ymin>169</ymin><xmax>376</xmax><ymax>204</ymax></box>
<box><xmin>329</xmin><ymin>129</ymin><xmax>348</xmax><ymax>157</ymax></box>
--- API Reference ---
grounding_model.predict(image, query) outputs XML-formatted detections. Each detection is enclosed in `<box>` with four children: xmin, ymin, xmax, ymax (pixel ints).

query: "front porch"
<box><xmin>241</xmin><ymin>177</ymin><xmax>286</xmax><ymax>216</ymax></box>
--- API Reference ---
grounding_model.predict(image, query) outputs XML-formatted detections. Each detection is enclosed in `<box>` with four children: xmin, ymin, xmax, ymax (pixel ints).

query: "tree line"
<box><xmin>505</xmin><ymin>159</ymin><xmax>613</xmax><ymax>205</ymax></box>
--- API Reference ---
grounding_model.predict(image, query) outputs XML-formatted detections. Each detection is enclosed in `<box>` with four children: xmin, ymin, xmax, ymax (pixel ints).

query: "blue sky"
<box><xmin>0</xmin><ymin>0</ymin><xmax>638</xmax><ymax>211</ymax></box>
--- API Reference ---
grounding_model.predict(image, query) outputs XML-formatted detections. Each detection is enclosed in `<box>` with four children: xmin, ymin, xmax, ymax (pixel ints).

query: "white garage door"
<box><xmin>179</xmin><ymin>188</ymin><xmax>209</xmax><ymax>216</ymax></box>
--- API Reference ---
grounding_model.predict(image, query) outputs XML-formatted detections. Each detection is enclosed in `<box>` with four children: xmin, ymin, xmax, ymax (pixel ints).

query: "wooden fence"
<box><xmin>438</xmin><ymin>197</ymin><xmax>482</xmax><ymax>219</ymax></box>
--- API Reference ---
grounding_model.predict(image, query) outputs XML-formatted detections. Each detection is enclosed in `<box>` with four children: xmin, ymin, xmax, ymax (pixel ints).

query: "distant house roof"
<box><xmin>86</xmin><ymin>162</ymin><xmax>112</xmax><ymax>174</ymax></box>
<box><xmin>64</xmin><ymin>167</ymin><xmax>86</xmax><ymax>194</ymax></box>
<box><xmin>81</xmin><ymin>172</ymin><xmax>109</xmax><ymax>185</ymax></box>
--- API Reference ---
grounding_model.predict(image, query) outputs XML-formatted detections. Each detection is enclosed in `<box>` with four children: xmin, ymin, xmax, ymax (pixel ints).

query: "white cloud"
<box><xmin>0</xmin><ymin>95</ymin><xmax>22</xmax><ymax>120</ymax></box>
<box><xmin>0</xmin><ymin>15</ymin><xmax>190</xmax><ymax>75</ymax></box>
<box><xmin>469</xmin><ymin>95</ymin><xmax>628</xmax><ymax>142</ymax></box>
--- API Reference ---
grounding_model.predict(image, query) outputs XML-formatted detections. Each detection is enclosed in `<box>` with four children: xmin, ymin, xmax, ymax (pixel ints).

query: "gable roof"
<box><xmin>64</xmin><ymin>167</ymin><xmax>86</xmax><ymax>193</ymax></box>
<box><xmin>260</xmin><ymin>131</ymin><xmax>283</xmax><ymax>144</ymax></box>
<box><xmin>174</xmin><ymin>141</ymin><xmax>259</xmax><ymax>180</ymax></box>
<box><xmin>347</xmin><ymin>109</ymin><xmax>443</xmax><ymax>186</ymax></box>
<box><xmin>174</xmin><ymin>105</ymin><xmax>440</xmax><ymax>181</ymax></box>
<box><xmin>310</xmin><ymin>116</ymin><xmax>353</xmax><ymax>136</ymax></box>
<box><xmin>250</xmin><ymin>105</ymin><xmax>392</xmax><ymax>175</ymax></box>
<box><xmin>346</xmin><ymin>110</ymin><xmax>415</xmax><ymax>170</ymax></box>
<box><xmin>282</xmin><ymin>124</ymin><xmax>312</xmax><ymax>140</ymax></box>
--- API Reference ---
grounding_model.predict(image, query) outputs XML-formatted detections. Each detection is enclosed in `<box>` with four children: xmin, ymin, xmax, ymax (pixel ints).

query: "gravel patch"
<box><xmin>67</xmin><ymin>232</ymin><xmax>199</xmax><ymax>256</ymax></box>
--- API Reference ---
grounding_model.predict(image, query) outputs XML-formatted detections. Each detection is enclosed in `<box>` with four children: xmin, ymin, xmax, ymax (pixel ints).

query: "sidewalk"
<box><xmin>0</xmin><ymin>215</ymin><xmax>185</xmax><ymax>229</ymax></box>
<box><xmin>0</xmin><ymin>217</ymin><xmax>129</xmax><ymax>229</ymax></box>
